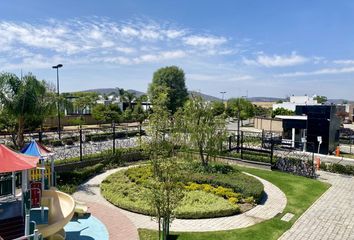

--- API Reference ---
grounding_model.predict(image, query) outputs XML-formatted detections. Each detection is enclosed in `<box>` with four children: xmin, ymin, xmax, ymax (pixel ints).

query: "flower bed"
<box><xmin>101</xmin><ymin>163</ymin><xmax>264</xmax><ymax>219</ymax></box>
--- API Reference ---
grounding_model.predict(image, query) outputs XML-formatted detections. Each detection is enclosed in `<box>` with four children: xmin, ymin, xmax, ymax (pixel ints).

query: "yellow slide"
<box><xmin>37</xmin><ymin>189</ymin><xmax>75</xmax><ymax>239</ymax></box>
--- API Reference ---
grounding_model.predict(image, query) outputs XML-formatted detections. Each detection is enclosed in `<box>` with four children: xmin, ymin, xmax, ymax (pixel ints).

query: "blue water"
<box><xmin>64</xmin><ymin>215</ymin><xmax>109</xmax><ymax>240</ymax></box>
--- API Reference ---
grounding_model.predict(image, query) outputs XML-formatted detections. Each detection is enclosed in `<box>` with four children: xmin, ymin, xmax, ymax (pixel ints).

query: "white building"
<box><xmin>273</xmin><ymin>95</ymin><xmax>319</xmax><ymax>111</ymax></box>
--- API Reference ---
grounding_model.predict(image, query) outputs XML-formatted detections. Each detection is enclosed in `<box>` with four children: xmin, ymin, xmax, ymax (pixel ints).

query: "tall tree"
<box><xmin>179</xmin><ymin>95</ymin><xmax>226</xmax><ymax>167</ymax></box>
<box><xmin>211</xmin><ymin>101</ymin><xmax>226</xmax><ymax>116</ymax></box>
<box><xmin>226</xmin><ymin>98</ymin><xmax>255</xmax><ymax>121</ymax></box>
<box><xmin>145</xmin><ymin>90</ymin><xmax>184</xmax><ymax>240</ymax></box>
<box><xmin>0</xmin><ymin>73</ymin><xmax>55</xmax><ymax>147</ymax></box>
<box><xmin>148</xmin><ymin>66</ymin><xmax>188</xmax><ymax>113</ymax></box>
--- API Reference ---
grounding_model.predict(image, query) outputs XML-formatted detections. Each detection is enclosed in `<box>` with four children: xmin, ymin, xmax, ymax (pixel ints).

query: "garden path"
<box><xmin>279</xmin><ymin>171</ymin><xmax>354</xmax><ymax>240</ymax></box>
<box><xmin>73</xmin><ymin>166</ymin><xmax>287</xmax><ymax>233</ymax></box>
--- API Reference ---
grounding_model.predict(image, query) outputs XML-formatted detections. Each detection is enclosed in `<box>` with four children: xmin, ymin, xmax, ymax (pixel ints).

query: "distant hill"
<box><xmin>247</xmin><ymin>97</ymin><xmax>285</xmax><ymax>102</ymax></box>
<box><xmin>188</xmin><ymin>91</ymin><xmax>221</xmax><ymax>101</ymax></box>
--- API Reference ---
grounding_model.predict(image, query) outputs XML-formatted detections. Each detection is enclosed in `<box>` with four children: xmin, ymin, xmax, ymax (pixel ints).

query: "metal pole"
<box><xmin>240</xmin><ymin>131</ymin><xmax>244</xmax><ymax>159</ymax></box>
<box><xmin>112</xmin><ymin>121</ymin><xmax>116</xmax><ymax>154</ymax></box>
<box><xmin>12</xmin><ymin>172</ymin><xmax>16</xmax><ymax>197</ymax></box>
<box><xmin>79</xmin><ymin>126</ymin><xmax>83</xmax><ymax>161</ymax></box>
<box><xmin>56</xmin><ymin>67</ymin><xmax>61</xmax><ymax>139</ymax></box>
<box><xmin>25</xmin><ymin>214</ymin><xmax>30</xmax><ymax>235</ymax></box>
<box><xmin>237</xmin><ymin>110</ymin><xmax>240</xmax><ymax>153</ymax></box>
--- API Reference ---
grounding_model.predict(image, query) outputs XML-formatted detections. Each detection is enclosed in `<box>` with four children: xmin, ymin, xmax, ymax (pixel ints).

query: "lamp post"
<box><xmin>52</xmin><ymin>64</ymin><xmax>63</xmax><ymax>139</ymax></box>
<box><xmin>220</xmin><ymin>91</ymin><xmax>226</xmax><ymax>102</ymax></box>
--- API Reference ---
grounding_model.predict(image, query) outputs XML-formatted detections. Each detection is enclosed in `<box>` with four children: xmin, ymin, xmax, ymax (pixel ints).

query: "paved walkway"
<box><xmin>280</xmin><ymin>171</ymin><xmax>354</xmax><ymax>240</ymax></box>
<box><xmin>73</xmin><ymin>168</ymin><xmax>139</xmax><ymax>240</ymax></box>
<box><xmin>73</xmin><ymin>166</ymin><xmax>287</xmax><ymax>233</ymax></box>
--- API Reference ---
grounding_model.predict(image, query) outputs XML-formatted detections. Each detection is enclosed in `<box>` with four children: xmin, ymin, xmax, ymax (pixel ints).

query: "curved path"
<box><xmin>73</xmin><ymin>166</ymin><xmax>287</xmax><ymax>234</ymax></box>
<box><xmin>73</xmin><ymin>167</ymin><xmax>139</xmax><ymax>240</ymax></box>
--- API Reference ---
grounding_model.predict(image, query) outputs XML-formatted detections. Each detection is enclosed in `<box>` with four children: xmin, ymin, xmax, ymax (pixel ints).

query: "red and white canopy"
<box><xmin>0</xmin><ymin>144</ymin><xmax>39</xmax><ymax>173</ymax></box>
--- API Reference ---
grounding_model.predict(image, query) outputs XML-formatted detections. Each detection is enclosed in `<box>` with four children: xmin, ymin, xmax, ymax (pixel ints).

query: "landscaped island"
<box><xmin>101</xmin><ymin>162</ymin><xmax>264</xmax><ymax>219</ymax></box>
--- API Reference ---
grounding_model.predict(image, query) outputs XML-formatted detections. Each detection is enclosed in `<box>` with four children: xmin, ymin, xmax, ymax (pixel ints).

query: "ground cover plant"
<box><xmin>138</xmin><ymin>165</ymin><xmax>330</xmax><ymax>240</ymax></box>
<box><xmin>101</xmin><ymin>162</ymin><xmax>263</xmax><ymax>219</ymax></box>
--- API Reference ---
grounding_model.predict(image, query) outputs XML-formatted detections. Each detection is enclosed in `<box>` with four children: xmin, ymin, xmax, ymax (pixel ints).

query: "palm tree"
<box><xmin>0</xmin><ymin>73</ymin><xmax>53</xmax><ymax>148</ymax></box>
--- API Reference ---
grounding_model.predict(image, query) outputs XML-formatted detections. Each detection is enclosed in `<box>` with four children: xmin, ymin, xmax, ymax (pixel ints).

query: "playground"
<box><xmin>0</xmin><ymin>140</ymin><xmax>103</xmax><ymax>240</ymax></box>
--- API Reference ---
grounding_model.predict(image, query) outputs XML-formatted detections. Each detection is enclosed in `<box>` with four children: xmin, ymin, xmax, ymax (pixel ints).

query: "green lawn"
<box><xmin>138</xmin><ymin>166</ymin><xmax>330</xmax><ymax>240</ymax></box>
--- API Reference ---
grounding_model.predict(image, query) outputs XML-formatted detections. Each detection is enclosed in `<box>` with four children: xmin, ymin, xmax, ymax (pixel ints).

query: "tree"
<box><xmin>179</xmin><ymin>95</ymin><xmax>227</xmax><ymax>167</ymax></box>
<box><xmin>272</xmin><ymin>107</ymin><xmax>294</xmax><ymax>118</ymax></box>
<box><xmin>72</xmin><ymin>92</ymin><xmax>98</xmax><ymax>115</ymax></box>
<box><xmin>92</xmin><ymin>104</ymin><xmax>121</xmax><ymax>124</ymax></box>
<box><xmin>254</xmin><ymin>105</ymin><xmax>271</xmax><ymax>117</ymax></box>
<box><xmin>226</xmin><ymin>98</ymin><xmax>255</xmax><ymax>124</ymax></box>
<box><xmin>118</xmin><ymin>88</ymin><xmax>136</xmax><ymax>110</ymax></box>
<box><xmin>0</xmin><ymin>73</ymin><xmax>55</xmax><ymax>147</ymax></box>
<box><xmin>148</xmin><ymin>66</ymin><xmax>188</xmax><ymax>114</ymax></box>
<box><xmin>211</xmin><ymin>101</ymin><xmax>225</xmax><ymax>116</ymax></box>
<box><xmin>314</xmin><ymin>95</ymin><xmax>328</xmax><ymax>104</ymax></box>
<box><xmin>144</xmin><ymin>90</ymin><xmax>184</xmax><ymax>240</ymax></box>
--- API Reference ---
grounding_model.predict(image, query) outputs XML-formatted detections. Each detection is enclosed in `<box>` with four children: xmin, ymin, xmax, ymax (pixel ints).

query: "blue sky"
<box><xmin>1</xmin><ymin>0</ymin><xmax>354</xmax><ymax>99</ymax></box>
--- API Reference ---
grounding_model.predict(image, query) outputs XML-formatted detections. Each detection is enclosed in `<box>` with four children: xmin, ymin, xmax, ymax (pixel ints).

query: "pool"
<box><xmin>64</xmin><ymin>214</ymin><xmax>109</xmax><ymax>240</ymax></box>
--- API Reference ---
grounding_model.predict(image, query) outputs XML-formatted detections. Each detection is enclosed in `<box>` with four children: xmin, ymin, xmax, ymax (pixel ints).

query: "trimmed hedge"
<box><xmin>57</xmin><ymin>163</ymin><xmax>104</xmax><ymax>194</ymax></box>
<box><xmin>320</xmin><ymin>162</ymin><xmax>354</xmax><ymax>175</ymax></box>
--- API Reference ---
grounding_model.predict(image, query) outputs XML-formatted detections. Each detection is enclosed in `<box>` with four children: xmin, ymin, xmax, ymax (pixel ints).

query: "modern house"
<box><xmin>273</xmin><ymin>95</ymin><xmax>319</xmax><ymax>111</ymax></box>
<box><xmin>276</xmin><ymin>105</ymin><xmax>341</xmax><ymax>154</ymax></box>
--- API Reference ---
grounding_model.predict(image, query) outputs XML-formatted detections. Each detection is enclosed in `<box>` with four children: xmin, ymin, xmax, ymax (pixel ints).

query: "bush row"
<box><xmin>320</xmin><ymin>162</ymin><xmax>354</xmax><ymax>175</ymax></box>
<box><xmin>57</xmin><ymin>163</ymin><xmax>104</xmax><ymax>194</ymax></box>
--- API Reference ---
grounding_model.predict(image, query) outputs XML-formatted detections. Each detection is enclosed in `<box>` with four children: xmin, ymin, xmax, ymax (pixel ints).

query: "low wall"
<box><xmin>254</xmin><ymin>117</ymin><xmax>283</xmax><ymax>132</ymax></box>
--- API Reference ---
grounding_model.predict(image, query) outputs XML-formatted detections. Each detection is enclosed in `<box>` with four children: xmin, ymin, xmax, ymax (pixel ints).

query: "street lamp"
<box><xmin>52</xmin><ymin>64</ymin><xmax>63</xmax><ymax>139</ymax></box>
<box><xmin>220</xmin><ymin>91</ymin><xmax>226</xmax><ymax>102</ymax></box>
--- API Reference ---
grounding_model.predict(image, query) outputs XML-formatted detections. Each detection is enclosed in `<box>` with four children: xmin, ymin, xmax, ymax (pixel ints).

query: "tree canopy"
<box><xmin>0</xmin><ymin>72</ymin><xmax>55</xmax><ymax>147</ymax></box>
<box><xmin>179</xmin><ymin>95</ymin><xmax>226</xmax><ymax>166</ymax></box>
<box><xmin>148</xmin><ymin>66</ymin><xmax>188</xmax><ymax>113</ymax></box>
<box><xmin>226</xmin><ymin>98</ymin><xmax>255</xmax><ymax>120</ymax></box>
<box><xmin>314</xmin><ymin>95</ymin><xmax>328</xmax><ymax>104</ymax></box>
<box><xmin>272</xmin><ymin>107</ymin><xmax>294</xmax><ymax>118</ymax></box>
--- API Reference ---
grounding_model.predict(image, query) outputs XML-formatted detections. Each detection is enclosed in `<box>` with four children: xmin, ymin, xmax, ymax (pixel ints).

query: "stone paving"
<box><xmin>280</xmin><ymin>171</ymin><xmax>354</xmax><ymax>240</ymax></box>
<box><xmin>73</xmin><ymin>166</ymin><xmax>287</xmax><ymax>234</ymax></box>
<box><xmin>73</xmin><ymin>167</ymin><xmax>139</xmax><ymax>240</ymax></box>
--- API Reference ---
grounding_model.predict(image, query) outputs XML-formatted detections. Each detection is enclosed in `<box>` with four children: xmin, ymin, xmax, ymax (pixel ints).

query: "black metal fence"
<box><xmin>0</xmin><ymin>125</ymin><xmax>145</xmax><ymax>162</ymax></box>
<box><xmin>227</xmin><ymin>130</ymin><xmax>316</xmax><ymax>177</ymax></box>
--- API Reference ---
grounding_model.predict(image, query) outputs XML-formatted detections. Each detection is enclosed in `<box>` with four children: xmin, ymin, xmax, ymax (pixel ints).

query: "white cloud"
<box><xmin>133</xmin><ymin>50</ymin><xmax>186</xmax><ymax>64</ymax></box>
<box><xmin>275</xmin><ymin>66</ymin><xmax>354</xmax><ymax>77</ymax></box>
<box><xmin>333</xmin><ymin>59</ymin><xmax>354</xmax><ymax>65</ymax></box>
<box><xmin>183</xmin><ymin>35</ymin><xmax>227</xmax><ymax>48</ymax></box>
<box><xmin>0</xmin><ymin>17</ymin><xmax>232</xmax><ymax>69</ymax></box>
<box><xmin>243</xmin><ymin>52</ymin><xmax>308</xmax><ymax>67</ymax></box>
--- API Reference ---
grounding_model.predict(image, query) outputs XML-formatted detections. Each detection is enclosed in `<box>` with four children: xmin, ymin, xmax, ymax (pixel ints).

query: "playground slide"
<box><xmin>37</xmin><ymin>189</ymin><xmax>75</xmax><ymax>239</ymax></box>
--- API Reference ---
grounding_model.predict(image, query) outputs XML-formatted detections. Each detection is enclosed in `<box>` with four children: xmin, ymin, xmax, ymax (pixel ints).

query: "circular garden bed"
<box><xmin>101</xmin><ymin>163</ymin><xmax>264</xmax><ymax>219</ymax></box>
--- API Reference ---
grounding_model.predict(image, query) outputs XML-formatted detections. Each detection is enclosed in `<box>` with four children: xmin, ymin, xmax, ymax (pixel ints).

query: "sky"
<box><xmin>1</xmin><ymin>0</ymin><xmax>354</xmax><ymax>99</ymax></box>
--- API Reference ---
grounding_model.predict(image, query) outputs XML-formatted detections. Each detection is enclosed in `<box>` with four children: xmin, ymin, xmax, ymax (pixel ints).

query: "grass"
<box><xmin>138</xmin><ymin>166</ymin><xmax>330</xmax><ymax>240</ymax></box>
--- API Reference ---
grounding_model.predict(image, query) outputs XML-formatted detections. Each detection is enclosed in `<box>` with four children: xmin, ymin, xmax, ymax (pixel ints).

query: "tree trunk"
<box><xmin>17</xmin><ymin>116</ymin><xmax>25</xmax><ymax>148</ymax></box>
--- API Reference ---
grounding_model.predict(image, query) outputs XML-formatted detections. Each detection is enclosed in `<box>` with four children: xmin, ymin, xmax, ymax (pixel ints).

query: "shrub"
<box><xmin>174</xmin><ymin>191</ymin><xmax>240</xmax><ymax>219</ymax></box>
<box><xmin>322</xmin><ymin>162</ymin><xmax>354</xmax><ymax>175</ymax></box>
<box><xmin>58</xmin><ymin>163</ymin><xmax>104</xmax><ymax>184</ymax></box>
<box><xmin>50</xmin><ymin>139</ymin><xmax>63</xmax><ymax>147</ymax></box>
